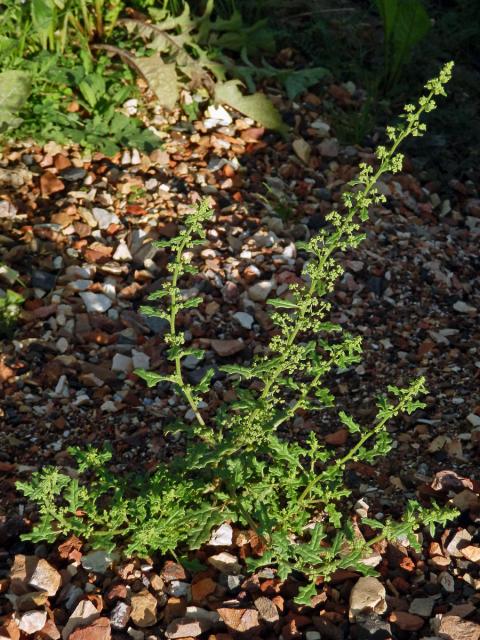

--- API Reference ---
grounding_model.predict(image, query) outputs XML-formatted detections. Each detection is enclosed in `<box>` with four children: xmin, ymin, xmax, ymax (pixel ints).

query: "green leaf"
<box><xmin>31</xmin><ymin>0</ymin><xmax>55</xmax><ymax>46</ymax></box>
<box><xmin>214</xmin><ymin>80</ymin><xmax>287</xmax><ymax>132</ymax></box>
<box><xmin>134</xmin><ymin>369</ymin><xmax>175</xmax><ymax>388</ymax></box>
<box><xmin>284</xmin><ymin>67</ymin><xmax>330</xmax><ymax>100</ymax></box>
<box><xmin>294</xmin><ymin>581</ymin><xmax>318</xmax><ymax>606</ymax></box>
<box><xmin>338</xmin><ymin>411</ymin><xmax>361</xmax><ymax>434</ymax></box>
<box><xmin>136</xmin><ymin>55</ymin><xmax>179</xmax><ymax>110</ymax></box>
<box><xmin>0</xmin><ymin>70</ymin><xmax>32</xmax><ymax>131</ymax></box>
<box><xmin>181</xmin><ymin>296</ymin><xmax>203</xmax><ymax>309</ymax></box>
<box><xmin>267</xmin><ymin>298</ymin><xmax>299</xmax><ymax>309</ymax></box>
<box><xmin>219</xmin><ymin>364</ymin><xmax>256</xmax><ymax>379</ymax></box>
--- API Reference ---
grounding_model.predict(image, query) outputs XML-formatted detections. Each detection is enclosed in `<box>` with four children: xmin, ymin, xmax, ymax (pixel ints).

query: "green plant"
<box><xmin>0</xmin><ymin>288</ymin><xmax>24</xmax><ymax>338</ymax></box>
<box><xmin>18</xmin><ymin>64</ymin><xmax>457</xmax><ymax>605</ymax></box>
<box><xmin>0</xmin><ymin>0</ymin><xmax>298</xmax><ymax>150</ymax></box>
<box><xmin>375</xmin><ymin>0</ymin><xmax>431</xmax><ymax>92</ymax></box>
<box><xmin>1</xmin><ymin>50</ymin><xmax>161</xmax><ymax>154</ymax></box>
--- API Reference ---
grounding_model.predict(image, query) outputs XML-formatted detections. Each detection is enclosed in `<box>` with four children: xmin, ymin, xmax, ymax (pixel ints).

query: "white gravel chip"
<box><xmin>80</xmin><ymin>291</ymin><xmax>112</xmax><ymax>313</ymax></box>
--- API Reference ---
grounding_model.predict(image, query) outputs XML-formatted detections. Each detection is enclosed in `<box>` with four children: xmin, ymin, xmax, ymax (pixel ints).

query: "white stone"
<box><xmin>56</xmin><ymin>337</ymin><xmax>69</xmax><ymax>353</ymax></box>
<box><xmin>453</xmin><ymin>301</ymin><xmax>476</xmax><ymax>313</ymax></box>
<box><xmin>311</xmin><ymin>119</ymin><xmax>330</xmax><ymax>136</ymax></box>
<box><xmin>233</xmin><ymin>312</ymin><xmax>254</xmax><ymax>330</ymax></box>
<box><xmin>467</xmin><ymin>413</ymin><xmax>480</xmax><ymax>427</ymax></box>
<box><xmin>208</xmin><ymin>552</ymin><xmax>241</xmax><ymax>575</ymax></box>
<box><xmin>113</xmin><ymin>241</ymin><xmax>132</xmax><ymax>261</ymax></box>
<box><xmin>131</xmin><ymin>349</ymin><xmax>150</xmax><ymax>370</ymax></box>
<box><xmin>54</xmin><ymin>374</ymin><xmax>68</xmax><ymax>396</ymax></box>
<box><xmin>111</xmin><ymin>354</ymin><xmax>133</xmax><ymax>374</ymax></box>
<box><xmin>28</xmin><ymin>558</ymin><xmax>62</xmax><ymax>596</ymax></box>
<box><xmin>166</xmin><ymin>581</ymin><xmax>191</xmax><ymax>598</ymax></box>
<box><xmin>123</xmin><ymin>98</ymin><xmax>138</xmax><ymax>115</ymax></box>
<box><xmin>101</xmin><ymin>400</ymin><xmax>119</xmax><ymax>413</ymax></box>
<box><xmin>209</xmin><ymin>523</ymin><xmax>233</xmax><ymax>546</ymax></box>
<box><xmin>70</xmin><ymin>279</ymin><xmax>92</xmax><ymax>291</ymax></box>
<box><xmin>248</xmin><ymin>280</ymin><xmax>273</xmax><ymax>302</ymax></box>
<box><xmin>131</xmin><ymin>149</ymin><xmax>141</xmax><ymax>165</ymax></box>
<box><xmin>80</xmin><ymin>291</ymin><xmax>112</xmax><ymax>313</ymax></box>
<box><xmin>349</xmin><ymin>577</ymin><xmax>387</xmax><ymax>620</ymax></box>
<box><xmin>18</xmin><ymin>610</ymin><xmax>47</xmax><ymax>634</ymax></box>
<box><xmin>92</xmin><ymin>207</ymin><xmax>120</xmax><ymax>229</ymax></box>
<box><xmin>204</xmin><ymin>105</ymin><xmax>232</xmax><ymax>129</ymax></box>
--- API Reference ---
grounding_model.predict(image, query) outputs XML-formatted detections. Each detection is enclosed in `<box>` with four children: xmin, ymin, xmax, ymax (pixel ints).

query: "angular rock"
<box><xmin>389</xmin><ymin>610</ymin><xmax>424</xmax><ymax>631</ymax></box>
<box><xmin>254</xmin><ymin>596</ymin><xmax>279</xmax><ymax>623</ymax></box>
<box><xmin>79</xmin><ymin>292</ymin><xmax>112</xmax><ymax>313</ymax></box>
<box><xmin>40</xmin><ymin>172</ymin><xmax>65</xmax><ymax>196</ymax></box>
<box><xmin>409</xmin><ymin>597</ymin><xmax>436</xmax><ymax>617</ymax></box>
<box><xmin>166</xmin><ymin>581</ymin><xmax>190</xmax><ymax>598</ymax></box>
<box><xmin>354</xmin><ymin>613</ymin><xmax>392</xmax><ymax>639</ymax></box>
<box><xmin>349</xmin><ymin>577</ymin><xmax>387</xmax><ymax>620</ymax></box>
<box><xmin>435</xmin><ymin>615</ymin><xmax>480</xmax><ymax>640</ymax></box>
<box><xmin>208</xmin><ymin>552</ymin><xmax>242</xmax><ymax>575</ymax></box>
<box><xmin>165</xmin><ymin>617</ymin><xmax>211</xmax><ymax>638</ymax></box>
<box><xmin>210</xmin><ymin>339</ymin><xmax>244</xmax><ymax>357</ymax></box>
<box><xmin>110</xmin><ymin>602</ymin><xmax>131</xmax><ymax>630</ymax></box>
<box><xmin>62</xmin><ymin>600</ymin><xmax>99</xmax><ymax>640</ymax></box>
<box><xmin>233</xmin><ymin>312</ymin><xmax>254</xmax><ymax>330</ymax></box>
<box><xmin>81</xmin><ymin>551</ymin><xmax>114</xmax><ymax>574</ymax></box>
<box><xmin>453</xmin><ymin>301</ymin><xmax>476</xmax><ymax>314</ymax></box>
<box><xmin>9</xmin><ymin>556</ymin><xmax>38</xmax><ymax>595</ymax></box>
<box><xmin>18</xmin><ymin>610</ymin><xmax>47</xmax><ymax>634</ymax></box>
<box><xmin>248</xmin><ymin>281</ymin><xmax>273</xmax><ymax>302</ymax></box>
<box><xmin>92</xmin><ymin>208</ymin><xmax>120</xmax><ymax>230</ymax></box>
<box><xmin>161</xmin><ymin>562</ymin><xmax>187</xmax><ymax>582</ymax></box>
<box><xmin>111</xmin><ymin>354</ymin><xmax>133</xmax><ymax>374</ymax></box>
<box><xmin>209</xmin><ymin>523</ymin><xmax>233</xmax><ymax>546</ymax></box>
<box><xmin>130</xmin><ymin>590</ymin><xmax>157</xmax><ymax>628</ymax></box>
<box><xmin>113</xmin><ymin>242</ymin><xmax>132</xmax><ymax>262</ymax></box>
<box><xmin>445</xmin><ymin>529</ymin><xmax>472</xmax><ymax>558</ymax></box>
<box><xmin>31</xmin><ymin>270</ymin><xmax>56</xmax><ymax>291</ymax></box>
<box><xmin>217</xmin><ymin>607</ymin><xmax>260</xmax><ymax>633</ymax></box>
<box><xmin>69</xmin><ymin>617</ymin><xmax>111</xmax><ymax>640</ymax></box>
<box><xmin>460</xmin><ymin>545</ymin><xmax>480</xmax><ymax>563</ymax></box>
<box><xmin>292</xmin><ymin>138</ymin><xmax>312</xmax><ymax>165</ymax></box>
<box><xmin>28</xmin><ymin>559</ymin><xmax>61</xmax><ymax>597</ymax></box>
<box><xmin>438</xmin><ymin>571</ymin><xmax>455</xmax><ymax>593</ymax></box>
<box><xmin>191</xmin><ymin>578</ymin><xmax>216</xmax><ymax>603</ymax></box>
<box><xmin>184</xmin><ymin>606</ymin><xmax>219</xmax><ymax>625</ymax></box>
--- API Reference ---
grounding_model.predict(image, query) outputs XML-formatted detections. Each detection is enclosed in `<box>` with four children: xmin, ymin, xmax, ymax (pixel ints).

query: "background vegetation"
<box><xmin>1</xmin><ymin>0</ymin><xmax>478</xmax><ymax>178</ymax></box>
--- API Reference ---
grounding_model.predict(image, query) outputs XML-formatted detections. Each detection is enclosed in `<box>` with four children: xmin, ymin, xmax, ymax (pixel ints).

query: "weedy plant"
<box><xmin>18</xmin><ymin>63</ymin><xmax>458</xmax><ymax>605</ymax></box>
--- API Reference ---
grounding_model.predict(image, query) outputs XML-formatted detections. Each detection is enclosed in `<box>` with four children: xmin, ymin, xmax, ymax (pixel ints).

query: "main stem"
<box><xmin>170</xmin><ymin>235</ymin><xmax>206</xmax><ymax>429</ymax></box>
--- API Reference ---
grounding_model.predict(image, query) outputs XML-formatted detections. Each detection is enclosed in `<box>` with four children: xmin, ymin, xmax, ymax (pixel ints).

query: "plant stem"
<box><xmin>169</xmin><ymin>235</ymin><xmax>207</xmax><ymax>429</ymax></box>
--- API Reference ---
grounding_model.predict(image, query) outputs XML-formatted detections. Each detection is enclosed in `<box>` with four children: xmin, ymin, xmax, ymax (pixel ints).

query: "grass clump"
<box><xmin>18</xmin><ymin>63</ymin><xmax>457</xmax><ymax>605</ymax></box>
